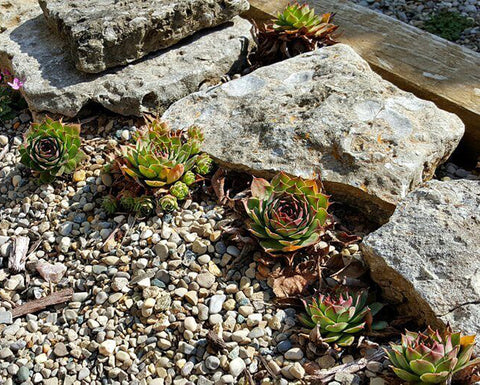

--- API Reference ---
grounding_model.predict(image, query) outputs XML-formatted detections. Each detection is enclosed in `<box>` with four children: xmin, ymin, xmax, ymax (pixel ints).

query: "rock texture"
<box><xmin>361</xmin><ymin>180</ymin><xmax>480</xmax><ymax>352</ymax></box>
<box><xmin>0</xmin><ymin>0</ymin><xmax>37</xmax><ymax>32</ymax></box>
<box><xmin>38</xmin><ymin>0</ymin><xmax>250</xmax><ymax>73</ymax></box>
<box><xmin>0</xmin><ymin>12</ymin><xmax>252</xmax><ymax>117</ymax></box>
<box><xmin>162</xmin><ymin>45</ymin><xmax>465</xmax><ymax>221</ymax></box>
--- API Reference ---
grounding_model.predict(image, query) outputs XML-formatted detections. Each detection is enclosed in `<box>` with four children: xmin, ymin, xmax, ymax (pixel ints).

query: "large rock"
<box><xmin>361</xmin><ymin>180</ymin><xmax>480</xmax><ymax>351</ymax></box>
<box><xmin>0</xmin><ymin>13</ymin><xmax>252</xmax><ymax>117</ymax></box>
<box><xmin>162</xmin><ymin>45</ymin><xmax>464</xmax><ymax>221</ymax></box>
<box><xmin>38</xmin><ymin>0</ymin><xmax>250</xmax><ymax>73</ymax></box>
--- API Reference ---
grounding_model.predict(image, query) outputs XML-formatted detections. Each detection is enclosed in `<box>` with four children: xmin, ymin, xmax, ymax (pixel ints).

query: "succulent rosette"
<box><xmin>299</xmin><ymin>289</ymin><xmax>386</xmax><ymax>347</ymax></box>
<box><xmin>182</xmin><ymin>171</ymin><xmax>196</xmax><ymax>186</ymax></box>
<box><xmin>133</xmin><ymin>196</ymin><xmax>155</xmax><ymax>217</ymax></box>
<box><xmin>251</xmin><ymin>3</ymin><xmax>338</xmax><ymax>66</ymax></box>
<box><xmin>195</xmin><ymin>153</ymin><xmax>213</xmax><ymax>176</ymax></box>
<box><xmin>244</xmin><ymin>172</ymin><xmax>329</xmax><ymax>255</ymax></box>
<box><xmin>159</xmin><ymin>194</ymin><xmax>179</xmax><ymax>213</ymax></box>
<box><xmin>119</xmin><ymin>190</ymin><xmax>136</xmax><ymax>212</ymax></box>
<box><xmin>102</xmin><ymin>195</ymin><xmax>118</xmax><ymax>215</ymax></box>
<box><xmin>274</xmin><ymin>3</ymin><xmax>324</xmax><ymax>32</ymax></box>
<box><xmin>19</xmin><ymin>118</ymin><xmax>84</xmax><ymax>183</ymax></box>
<box><xmin>117</xmin><ymin>120</ymin><xmax>203</xmax><ymax>188</ymax></box>
<box><xmin>386</xmin><ymin>327</ymin><xmax>480</xmax><ymax>384</ymax></box>
<box><xmin>170</xmin><ymin>181</ymin><xmax>189</xmax><ymax>200</ymax></box>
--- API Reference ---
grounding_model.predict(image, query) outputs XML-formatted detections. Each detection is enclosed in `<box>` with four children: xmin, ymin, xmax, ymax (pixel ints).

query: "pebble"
<box><xmin>53</xmin><ymin>342</ymin><xmax>69</xmax><ymax>357</ymax></box>
<box><xmin>17</xmin><ymin>366</ymin><xmax>30</xmax><ymax>382</ymax></box>
<box><xmin>209</xmin><ymin>294</ymin><xmax>226</xmax><ymax>314</ymax></box>
<box><xmin>284</xmin><ymin>347</ymin><xmax>304</xmax><ymax>361</ymax></box>
<box><xmin>205</xmin><ymin>356</ymin><xmax>220</xmax><ymax>371</ymax></box>
<box><xmin>0</xmin><ymin>311</ymin><xmax>12</xmax><ymax>324</ymax></box>
<box><xmin>229</xmin><ymin>357</ymin><xmax>246</xmax><ymax>377</ymax></box>
<box><xmin>99</xmin><ymin>340</ymin><xmax>116</xmax><ymax>356</ymax></box>
<box><xmin>289</xmin><ymin>362</ymin><xmax>305</xmax><ymax>380</ymax></box>
<box><xmin>184</xmin><ymin>316</ymin><xmax>198</xmax><ymax>332</ymax></box>
<box><xmin>197</xmin><ymin>272</ymin><xmax>215</xmax><ymax>288</ymax></box>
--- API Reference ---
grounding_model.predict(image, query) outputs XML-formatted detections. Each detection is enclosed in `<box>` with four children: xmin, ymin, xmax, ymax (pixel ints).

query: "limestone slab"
<box><xmin>361</xmin><ymin>179</ymin><xmax>480</xmax><ymax>352</ymax></box>
<box><xmin>39</xmin><ymin>0</ymin><xmax>250</xmax><ymax>73</ymax></box>
<box><xmin>0</xmin><ymin>13</ymin><xmax>252</xmax><ymax>117</ymax></box>
<box><xmin>163</xmin><ymin>45</ymin><xmax>465</xmax><ymax>221</ymax></box>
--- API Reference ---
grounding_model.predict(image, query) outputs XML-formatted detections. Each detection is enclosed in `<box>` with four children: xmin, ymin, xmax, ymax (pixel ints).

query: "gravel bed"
<box><xmin>0</xmin><ymin>113</ymin><xmax>395</xmax><ymax>385</ymax></box>
<box><xmin>349</xmin><ymin>0</ymin><xmax>480</xmax><ymax>51</ymax></box>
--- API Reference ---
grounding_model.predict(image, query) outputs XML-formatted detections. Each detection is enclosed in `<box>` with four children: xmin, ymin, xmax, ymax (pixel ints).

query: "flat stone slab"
<box><xmin>361</xmin><ymin>179</ymin><xmax>480</xmax><ymax>352</ymax></box>
<box><xmin>162</xmin><ymin>45</ymin><xmax>465</xmax><ymax>222</ymax></box>
<box><xmin>39</xmin><ymin>0</ymin><xmax>250</xmax><ymax>73</ymax></box>
<box><xmin>0</xmin><ymin>12</ymin><xmax>252</xmax><ymax>117</ymax></box>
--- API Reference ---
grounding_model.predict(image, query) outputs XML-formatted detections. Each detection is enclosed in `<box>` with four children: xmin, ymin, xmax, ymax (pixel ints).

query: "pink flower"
<box><xmin>7</xmin><ymin>78</ymin><xmax>23</xmax><ymax>90</ymax></box>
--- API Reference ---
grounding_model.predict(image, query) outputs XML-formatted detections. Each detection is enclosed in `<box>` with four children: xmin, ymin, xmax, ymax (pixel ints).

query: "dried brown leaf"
<box><xmin>211</xmin><ymin>168</ymin><xmax>226</xmax><ymax>204</ymax></box>
<box><xmin>272</xmin><ymin>274</ymin><xmax>315</xmax><ymax>298</ymax></box>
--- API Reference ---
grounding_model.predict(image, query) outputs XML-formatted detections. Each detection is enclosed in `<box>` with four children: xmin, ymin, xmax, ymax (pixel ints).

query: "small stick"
<box><xmin>258</xmin><ymin>354</ymin><xmax>279</xmax><ymax>380</ymax></box>
<box><xmin>11</xmin><ymin>288</ymin><xmax>73</xmax><ymax>318</ymax></box>
<box><xmin>8</xmin><ymin>236</ymin><xmax>30</xmax><ymax>273</ymax></box>
<box><xmin>305</xmin><ymin>347</ymin><xmax>386</xmax><ymax>383</ymax></box>
<box><xmin>206</xmin><ymin>329</ymin><xmax>228</xmax><ymax>351</ymax></box>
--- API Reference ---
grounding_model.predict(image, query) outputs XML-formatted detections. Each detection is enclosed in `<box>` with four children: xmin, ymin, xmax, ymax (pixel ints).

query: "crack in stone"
<box><xmin>438</xmin><ymin>300</ymin><xmax>480</xmax><ymax>317</ymax></box>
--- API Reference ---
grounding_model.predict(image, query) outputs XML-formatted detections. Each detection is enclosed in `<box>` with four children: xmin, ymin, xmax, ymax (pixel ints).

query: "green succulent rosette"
<box><xmin>244</xmin><ymin>172</ymin><xmax>329</xmax><ymax>256</ymax></box>
<box><xmin>102</xmin><ymin>195</ymin><xmax>118</xmax><ymax>215</ymax></box>
<box><xmin>119</xmin><ymin>190</ymin><xmax>136</xmax><ymax>212</ymax></box>
<box><xmin>195</xmin><ymin>153</ymin><xmax>213</xmax><ymax>176</ymax></box>
<box><xmin>274</xmin><ymin>3</ymin><xmax>336</xmax><ymax>36</ymax></box>
<box><xmin>19</xmin><ymin>118</ymin><xmax>84</xmax><ymax>183</ymax></box>
<box><xmin>134</xmin><ymin>195</ymin><xmax>155</xmax><ymax>217</ymax></box>
<box><xmin>170</xmin><ymin>181</ymin><xmax>189</xmax><ymax>200</ymax></box>
<box><xmin>159</xmin><ymin>194</ymin><xmax>179</xmax><ymax>213</ymax></box>
<box><xmin>386</xmin><ymin>327</ymin><xmax>480</xmax><ymax>384</ymax></box>
<box><xmin>182</xmin><ymin>171</ymin><xmax>196</xmax><ymax>186</ymax></box>
<box><xmin>275</xmin><ymin>3</ymin><xmax>321</xmax><ymax>31</ymax></box>
<box><xmin>117</xmin><ymin>120</ymin><xmax>203</xmax><ymax>188</ymax></box>
<box><xmin>299</xmin><ymin>289</ymin><xmax>386</xmax><ymax>347</ymax></box>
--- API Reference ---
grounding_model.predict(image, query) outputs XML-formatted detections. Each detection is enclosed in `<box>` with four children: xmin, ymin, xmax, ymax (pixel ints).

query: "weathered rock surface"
<box><xmin>38</xmin><ymin>0</ymin><xmax>250</xmax><ymax>73</ymax></box>
<box><xmin>0</xmin><ymin>12</ymin><xmax>251</xmax><ymax>117</ymax></box>
<box><xmin>361</xmin><ymin>180</ymin><xmax>480</xmax><ymax>352</ymax></box>
<box><xmin>163</xmin><ymin>45</ymin><xmax>465</xmax><ymax>221</ymax></box>
<box><xmin>0</xmin><ymin>0</ymin><xmax>37</xmax><ymax>32</ymax></box>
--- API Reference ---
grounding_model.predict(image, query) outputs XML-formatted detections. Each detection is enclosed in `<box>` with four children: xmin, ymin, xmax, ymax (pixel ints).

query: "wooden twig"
<box><xmin>8</xmin><ymin>236</ymin><xmax>30</xmax><ymax>273</ymax></box>
<box><xmin>11</xmin><ymin>288</ymin><xmax>73</xmax><ymax>318</ymax></box>
<box><xmin>305</xmin><ymin>347</ymin><xmax>386</xmax><ymax>383</ymax></box>
<box><xmin>258</xmin><ymin>354</ymin><xmax>279</xmax><ymax>380</ymax></box>
<box><xmin>243</xmin><ymin>368</ymin><xmax>255</xmax><ymax>385</ymax></box>
<box><xmin>206</xmin><ymin>329</ymin><xmax>228</xmax><ymax>351</ymax></box>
